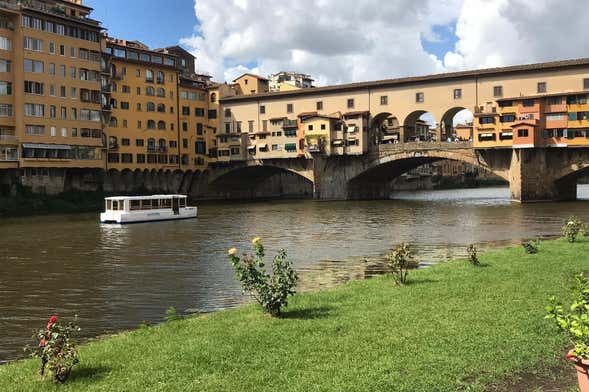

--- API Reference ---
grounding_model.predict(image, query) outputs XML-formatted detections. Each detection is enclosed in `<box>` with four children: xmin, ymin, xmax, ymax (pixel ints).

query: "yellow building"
<box><xmin>0</xmin><ymin>0</ymin><xmax>104</xmax><ymax>192</ymax></box>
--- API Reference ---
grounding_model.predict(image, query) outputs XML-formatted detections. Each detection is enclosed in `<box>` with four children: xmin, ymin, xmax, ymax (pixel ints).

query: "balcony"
<box><xmin>0</xmin><ymin>147</ymin><xmax>18</xmax><ymax>162</ymax></box>
<box><xmin>283</xmin><ymin>119</ymin><xmax>298</xmax><ymax>129</ymax></box>
<box><xmin>0</xmin><ymin>134</ymin><xmax>17</xmax><ymax>143</ymax></box>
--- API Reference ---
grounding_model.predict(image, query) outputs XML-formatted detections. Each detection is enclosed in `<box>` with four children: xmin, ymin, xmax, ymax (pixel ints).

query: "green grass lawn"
<box><xmin>1</xmin><ymin>238</ymin><xmax>587</xmax><ymax>391</ymax></box>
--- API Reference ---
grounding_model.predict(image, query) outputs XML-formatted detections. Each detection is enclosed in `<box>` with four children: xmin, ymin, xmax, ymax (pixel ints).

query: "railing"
<box><xmin>0</xmin><ymin>134</ymin><xmax>16</xmax><ymax>142</ymax></box>
<box><xmin>283</xmin><ymin>119</ymin><xmax>298</xmax><ymax>128</ymax></box>
<box><xmin>377</xmin><ymin>141</ymin><xmax>473</xmax><ymax>154</ymax></box>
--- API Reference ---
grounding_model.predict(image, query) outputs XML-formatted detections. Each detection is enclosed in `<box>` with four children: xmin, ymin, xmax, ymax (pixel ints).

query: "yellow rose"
<box><xmin>228</xmin><ymin>247</ymin><xmax>237</xmax><ymax>256</ymax></box>
<box><xmin>252</xmin><ymin>237</ymin><xmax>262</xmax><ymax>245</ymax></box>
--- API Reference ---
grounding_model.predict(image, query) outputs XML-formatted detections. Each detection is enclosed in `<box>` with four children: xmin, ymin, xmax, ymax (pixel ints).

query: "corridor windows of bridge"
<box><xmin>453</xmin><ymin>89</ymin><xmax>462</xmax><ymax>99</ymax></box>
<box><xmin>287</xmin><ymin>103</ymin><xmax>293</xmax><ymax>113</ymax></box>
<box><xmin>316</xmin><ymin>101</ymin><xmax>323</xmax><ymax>110</ymax></box>
<box><xmin>567</xmin><ymin>94</ymin><xmax>588</xmax><ymax>105</ymax></box>
<box><xmin>537</xmin><ymin>82</ymin><xmax>547</xmax><ymax>93</ymax></box>
<box><xmin>260</xmin><ymin>105</ymin><xmax>265</xmax><ymax>114</ymax></box>
<box><xmin>493</xmin><ymin>86</ymin><xmax>503</xmax><ymax>98</ymax></box>
<box><xmin>415</xmin><ymin>92</ymin><xmax>424</xmax><ymax>103</ymax></box>
<box><xmin>347</xmin><ymin>99</ymin><xmax>354</xmax><ymax>109</ymax></box>
<box><xmin>380</xmin><ymin>96</ymin><xmax>388</xmax><ymax>105</ymax></box>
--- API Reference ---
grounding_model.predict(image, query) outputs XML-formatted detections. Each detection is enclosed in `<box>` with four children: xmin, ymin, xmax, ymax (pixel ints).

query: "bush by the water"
<box><xmin>387</xmin><ymin>243</ymin><xmax>415</xmax><ymax>284</ymax></box>
<box><xmin>228</xmin><ymin>238</ymin><xmax>298</xmax><ymax>317</ymax></box>
<box><xmin>466</xmin><ymin>244</ymin><xmax>480</xmax><ymax>266</ymax></box>
<box><xmin>546</xmin><ymin>273</ymin><xmax>589</xmax><ymax>360</ymax></box>
<box><xmin>522</xmin><ymin>239</ymin><xmax>539</xmax><ymax>254</ymax></box>
<box><xmin>27</xmin><ymin>315</ymin><xmax>80</xmax><ymax>384</ymax></box>
<box><xmin>562</xmin><ymin>216</ymin><xmax>584</xmax><ymax>243</ymax></box>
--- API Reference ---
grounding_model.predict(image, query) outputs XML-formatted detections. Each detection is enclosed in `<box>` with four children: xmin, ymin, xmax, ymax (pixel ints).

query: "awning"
<box><xmin>500</xmin><ymin>132</ymin><xmax>513</xmax><ymax>137</ymax></box>
<box><xmin>382</xmin><ymin>135</ymin><xmax>398</xmax><ymax>141</ymax></box>
<box><xmin>258</xmin><ymin>143</ymin><xmax>268</xmax><ymax>149</ymax></box>
<box><xmin>347</xmin><ymin>126</ymin><xmax>357</xmax><ymax>133</ymax></box>
<box><xmin>247</xmin><ymin>145</ymin><xmax>256</xmax><ymax>150</ymax></box>
<box><xmin>332</xmin><ymin>140</ymin><xmax>344</xmax><ymax>146</ymax></box>
<box><xmin>22</xmin><ymin>143</ymin><xmax>72</xmax><ymax>150</ymax></box>
<box><xmin>347</xmin><ymin>136</ymin><xmax>358</xmax><ymax>141</ymax></box>
<box><xmin>480</xmin><ymin>133</ymin><xmax>494</xmax><ymax>137</ymax></box>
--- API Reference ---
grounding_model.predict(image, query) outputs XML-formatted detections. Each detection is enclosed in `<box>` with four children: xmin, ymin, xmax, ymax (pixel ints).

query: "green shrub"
<box><xmin>466</xmin><ymin>244</ymin><xmax>480</xmax><ymax>266</ymax></box>
<box><xmin>228</xmin><ymin>237</ymin><xmax>298</xmax><ymax>317</ymax></box>
<box><xmin>387</xmin><ymin>243</ymin><xmax>415</xmax><ymax>285</ymax></box>
<box><xmin>522</xmin><ymin>239</ymin><xmax>539</xmax><ymax>254</ymax></box>
<box><xmin>546</xmin><ymin>273</ymin><xmax>589</xmax><ymax>359</ymax></box>
<box><xmin>164</xmin><ymin>306</ymin><xmax>184</xmax><ymax>322</ymax></box>
<box><xmin>27</xmin><ymin>315</ymin><xmax>80</xmax><ymax>384</ymax></box>
<box><xmin>562</xmin><ymin>216</ymin><xmax>584</xmax><ymax>243</ymax></box>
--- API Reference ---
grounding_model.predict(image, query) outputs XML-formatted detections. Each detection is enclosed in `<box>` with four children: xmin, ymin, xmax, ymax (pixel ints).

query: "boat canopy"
<box><xmin>104</xmin><ymin>194</ymin><xmax>188</xmax><ymax>201</ymax></box>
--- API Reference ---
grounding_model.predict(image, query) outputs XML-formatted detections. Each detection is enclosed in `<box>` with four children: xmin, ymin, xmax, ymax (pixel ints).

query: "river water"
<box><xmin>2</xmin><ymin>186</ymin><xmax>589</xmax><ymax>362</ymax></box>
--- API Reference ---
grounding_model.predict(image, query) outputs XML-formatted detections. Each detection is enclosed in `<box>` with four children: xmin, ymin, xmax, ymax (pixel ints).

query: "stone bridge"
<box><xmin>201</xmin><ymin>142</ymin><xmax>589</xmax><ymax>202</ymax></box>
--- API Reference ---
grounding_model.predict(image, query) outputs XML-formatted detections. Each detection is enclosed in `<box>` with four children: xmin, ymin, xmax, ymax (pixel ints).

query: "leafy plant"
<box><xmin>466</xmin><ymin>244</ymin><xmax>480</xmax><ymax>266</ymax></box>
<box><xmin>228</xmin><ymin>237</ymin><xmax>298</xmax><ymax>317</ymax></box>
<box><xmin>386</xmin><ymin>243</ymin><xmax>415</xmax><ymax>285</ymax></box>
<box><xmin>562</xmin><ymin>216</ymin><xmax>584</xmax><ymax>243</ymax></box>
<box><xmin>546</xmin><ymin>274</ymin><xmax>589</xmax><ymax>360</ymax></box>
<box><xmin>164</xmin><ymin>306</ymin><xmax>184</xmax><ymax>322</ymax></box>
<box><xmin>27</xmin><ymin>315</ymin><xmax>80</xmax><ymax>383</ymax></box>
<box><xmin>522</xmin><ymin>239</ymin><xmax>539</xmax><ymax>254</ymax></box>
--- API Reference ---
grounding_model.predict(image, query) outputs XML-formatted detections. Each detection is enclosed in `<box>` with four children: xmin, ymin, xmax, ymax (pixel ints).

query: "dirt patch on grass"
<box><xmin>484</xmin><ymin>359</ymin><xmax>578</xmax><ymax>392</ymax></box>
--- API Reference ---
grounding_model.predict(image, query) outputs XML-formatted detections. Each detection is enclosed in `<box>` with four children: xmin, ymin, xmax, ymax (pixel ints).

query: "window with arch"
<box><xmin>157</xmin><ymin>120</ymin><xmax>166</xmax><ymax>130</ymax></box>
<box><xmin>156</xmin><ymin>71</ymin><xmax>164</xmax><ymax>84</ymax></box>
<box><xmin>147</xmin><ymin>120</ymin><xmax>155</xmax><ymax>129</ymax></box>
<box><xmin>147</xmin><ymin>138</ymin><xmax>155</xmax><ymax>150</ymax></box>
<box><xmin>146</xmin><ymin>86</ymin><xmax>155</xmax><ymax>96</ymax></box>
<box><xmin>146</xmin><ymin>102</ymin><xmax>155</xmax><ymax>112</ymax></box>
<box><xmin>109</xmin><ymin>116</ymin><xmax>118</xmax><ymax>127</ymax></box>
<box><xmin>145</xmin><ymin>69</ymin><xmax>154</xmax><ymax>82</ymax></box>
<box><xmin>157</xmin><ymin>87</ymin><xmax>165</xmax><ymax>97</ymax></box>
<box><xmin>157</xmin><ymin>103</ymin><xmax>166</xmax><ymax>113</ymax></box>
<box><xmin>210</xmin><ymin>93</ymin><xmax>217</xmax><ymax>103</ymax></box>
<box><xmin>158</xmin><ymin>138</ymin><xmax>166</xmax><ymax>148</ymax></box>
<box><xmin>110</xmin><ymin>64</ymin><xmax>117</xmax><ymax>78</ymax></box>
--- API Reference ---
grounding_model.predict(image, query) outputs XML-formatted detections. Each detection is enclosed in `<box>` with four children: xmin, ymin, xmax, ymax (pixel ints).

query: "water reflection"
<box><xmin>2</xmin><ymin>185</ymin><xmax>589</xmax><ymax>361</ymax></box>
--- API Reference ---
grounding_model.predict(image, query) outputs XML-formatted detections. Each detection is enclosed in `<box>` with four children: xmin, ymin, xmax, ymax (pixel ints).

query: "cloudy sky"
<box><xmin>89</xmin><ymin>0</ymin><xmax>589</xmax><ymax>86</ymax></box>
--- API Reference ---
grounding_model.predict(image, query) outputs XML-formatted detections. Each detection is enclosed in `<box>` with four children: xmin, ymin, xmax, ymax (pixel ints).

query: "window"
<box><xmin>71</xmin><ymin>128</ymin><xmax>77</xmax><ymax>137</ymax></box>
<box><xmin>453</xmin><ymin>89</ymin><xmax>462</xmax><ymax>99</ymax></box>
<box><xmin>0</xmin><ymin>81</ymin><xmax>10</xmax><ymax>95</ymax></box>
<box><xmin>60</xmin><ymin>85</ymin><xmax>66</xmax><ymax>97</ymax></box>
<box><xmin>49</xmin><ymin>105</ymin><xmax>56</xmax><ymax>118</ymax></box>
<box><xmin>584</xmin><ymin>78</ymin><xmax>589</xmax><ymax>90</ymax></box>
<box><xmin>136</xmin><ymin>139</ymin><xmax>144</xmax><ymax>146</ymax></box>
<box><xmin>537</xmin><ymin>82</ymin><xmax>546</xmax><ymax>93</ymax></box>
<box><xmin>23</xmin><ymin>81</ymin><xmax>41</xmax><ymax>95</ymax></box>
<box><xmin>145</xmin><ymin>69</ymin><xmax>154</xmax><ymax>82</ymax></box>
<box><xmin>59</xmin><ymin>44</ymin><xmax>65</xmax><ymax>56</ymax></box>
<box><xmin>548</xmin><ymin>96</ymin><xmax>562</xmax><ymax>105</ymax></box>
<box><xmin>147</xmin><ymin>120</ymin><xmax>155</xmax><ymax>129</ymax></box>
<box><xmin>24</xmin><ymin>103</ymin><xmax>44</xmax><ymax>117</ymax></box>
<box><xmin>285</xmin><ymin>143</ymin><xmax>297</xmax><ymax>152</ymax></box>
<box><xmin>182</xmin><ymin>106</ymin><xmax>189</xmax><ymax>115</ymax></box>
<box><xmin>147</xmin><ymin>102</ymin><xmax>155</xmax><ymax>112</ymax></box>
<box><xmin>122</xmin><ymin>120</ymin><xmax>127</xmax><ymax>128</ymax></box>
<box><xmin>50</xmin><ymin>126</ymin><xmax>56</xmax><ymax>137</ymax></box>
<box><xmin>158</xmin><ymin>104</ymin><xmax>166</xmax><ymax>113</ymax></box>
<box><xmin>136</xmin><ymin>86</ymin><xmax>141</xmax><ymax>95</ymax></box>
<box><xmin>380</xmin><ymin>96</ymin><xmax>388</xmax><ymax>105</ymax></box>
<box><xmin>24</xmin><ymin>59</ymin><xmax>44</xmax><ymax>73</ymax></box>
<box><xmin>71</xmin><ymin>108</ymin><xmax>77</xmax><ymax>120</ymax></box>
<box><xmin>122</xmin><ymin>85</ymin><xmax>130</xmax><ymax>93</ymax></box>
<box><xmin>210</xmin><ymin>93</ymin><xmax>217</xmax><ymax>103</ymax></box>
<box><xmin>287</xmin><ymin>103</ymin><xmax>293</xmax><ymax>113</ymax></box>
<box><xmin>121</xmin><ymin>138</ymin><xmax>130</xmax><ymax>146</ymax></box>
<box><xmin>493</xmin><ymin>85</ymin><xmax>503</xmax><ymax>97</ymax></box>
<box><xmin>478</xmin><ymin>116</ymin><xmax>494</xmax><ymax>124</ymax></box>
<box><xmin>260</xmin><ymin>105</ymin><xmax>265</xmax><ymax>114</ymax></box>
<box><xmin>500</xmin><ymin>114</ymin><xmax>515</xmax><ymax>123</ymax></box>
<box><xmin>194</xmin><ymin>107</ymin><xmax>204</xmax><ymax>116</ymax></box>
<box><xmin>61</xmin><ymin>127</ymin><xmax>67</xmax><ymax>137</ymax></box>
<box><xmin>517</xmin><ymin>129</ymin><xmax>529</xmax><ymax>138</ymax></box>
<box><xmin>70</xmin><ymin>47</ymin><xmax>75</xmax><ymax>57</ymax></box>
<box><xmin>157</xmin><ymin>87</ymin><xmax>165</xmax><ymax>97</ymax></box>
<box><xmin>157</xmin><ymin>121</ymin><xmax>166</xmax><ymax>130</ymax></box>
<box><xmin>248</xmin><ymin>120</ymin><xmax>254</xmax><ymax>132</ymax></box>
<box><xmin>120</xmin><ymin>101</ymin><xmax>129</xmax><ymax>110</ymax></box>
<box><xmin>224</xmin><ymin>108</ymin><xmax>231</xmax><ymax>117</ymax></box>
<box><xmin>197</xmin><ymin>123</ymin><xmax>203</xmax><ymax>135</ymax></box>
<box><xmin>146</xmin><ymin>86</ymin><xmax>154</xmax><ymax>96</ymax></box>
<box><xmin>49</xmin><ymin>84</ymin><xmax>55</xmax><ymax>96</ymax></box>
<box><xmin>0</xmin><ymin>59</ymin><xmax>10</xmax><ymax>72</ymax></box>
<box><xmin>61</xmin><ymin>106</ymin><xmax>66</xmax><ymax>119</ymax></box>
<box><xmin>308</xmin><ymin>125</ymin><xmax>314</xmax><ymax>131</ymax></box>
<box><xmin>522</xmin><ymin>99</ymin><xmax>535</xmax><ymax>107</ymax></box>
<box><xmin>346</xmin><ymin>98</ymin><xmax>354</xmax><ymax>109</ymax></box>
<box><xmin>136</xmin><ymin>103</ymin><xmax>141</xmax><ymax>111</ymax></box>
<box><xmin>156</xmin><ymin>71</ymin><xmax>164</xmax><ymax>84</ymax></box>
<box><xmin>60</xmin><ymin>64</ymin><xmax>65</xmax><ymax>77</ymax></box>
<box><xmin>415</xmin><ymin>92</ymin><xmax>424</xmax><ymax>103</ymax></box>
<box><xmin>208</xmin><ymin>109</ymin><xmax>217</xmax><ymax>119</ymax></box>
<box><xmin>70</xmin><ymin>66</ymin><xmax>76</xmax><ymax>78</ymax></box>
<box><xmin>546</xmin><ymin>114</ymin><xmax>564</xmax><ymax>121</ymax></box>
<box><xmin>0</xmin><ymin>103</ymin><xmax>12</xmax><ymax>116</ymax></box>
<box><xmin>23</xmin><ymin>37</ymin><xmax>42</xmax><ymax>51</ymax></box>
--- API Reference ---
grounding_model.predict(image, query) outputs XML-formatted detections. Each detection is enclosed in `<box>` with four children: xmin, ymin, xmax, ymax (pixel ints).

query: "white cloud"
<box><xmin>180</xmin><ymin>0</ymin><xmax>589</xmax><ymax>87</ymax></box>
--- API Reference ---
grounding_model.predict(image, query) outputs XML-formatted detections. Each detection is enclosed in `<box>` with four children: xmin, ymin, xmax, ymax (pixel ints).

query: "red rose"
<box><xmin>39</xmin><ymin>338</ymin><xmax>46</xmax><ymax>347</ymax></box>
<box><xmin>566</xmin><ymin>352</ymin><xmax>576</xmax><ymax>360</ymax></box>
<box><xmin>46</xmin><ymin>315</ymin><xmax>57</xmax><ymax>330</ymax></box>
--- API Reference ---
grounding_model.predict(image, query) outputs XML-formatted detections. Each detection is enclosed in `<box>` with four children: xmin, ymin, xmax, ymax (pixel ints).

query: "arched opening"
<box><xmin>348</xmin><ymin>153</ymin><xmax>507</xmax><ymax>199</ymax></box>
<box><xmin>370</xmin><ymin>112</ymin><xmax>402</xmax><ymax>146</ymax></box>
<box><xmin>440</xmin><ymin>107</ymin><xmax>474</xmax><ymax>142</ymax></box>
<box><xmin>403</xmin><ymin>110</ymin><xmax>436</xmax><ymax>142</ymax></box>
<box><xmin>210</xmin><ymin>165</ymin><xmax>313</xmax><ymax>200</ymax></box>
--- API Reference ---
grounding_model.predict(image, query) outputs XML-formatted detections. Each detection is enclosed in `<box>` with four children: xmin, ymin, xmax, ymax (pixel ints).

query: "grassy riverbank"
<box><xmin>1</xmin><ymin>239</ymin><xmax>586</xmax><ymax>391</ymax></box>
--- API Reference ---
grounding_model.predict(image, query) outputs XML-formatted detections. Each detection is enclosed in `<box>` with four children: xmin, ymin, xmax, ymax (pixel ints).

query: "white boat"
<box><xmin>100</xmin><ymin>194</ymin><xmax>197</xmax><ymax>224</ymax></box>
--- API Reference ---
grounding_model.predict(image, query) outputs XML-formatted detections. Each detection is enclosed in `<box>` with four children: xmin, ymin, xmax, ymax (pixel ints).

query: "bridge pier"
<box><xmin>508</xmin><ymin>149</ymin><xmax>577</xmax><ymax>202</ymax></box>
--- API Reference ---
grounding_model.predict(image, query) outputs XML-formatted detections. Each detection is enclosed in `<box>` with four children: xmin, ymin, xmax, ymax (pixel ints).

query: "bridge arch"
<box><xmin>346</xmin><ymin>144</ymin><xmax>509</xmax><ymax>199</ymax></box>
<box><xmin>440</xmin><ymin>107</ymin><xmax>474</xmax><ymax>141</ymax></box>
<box><xmin>370</xmin><ymin>112</ymin><xmax>402</xmax><ymax>145</ymax></box>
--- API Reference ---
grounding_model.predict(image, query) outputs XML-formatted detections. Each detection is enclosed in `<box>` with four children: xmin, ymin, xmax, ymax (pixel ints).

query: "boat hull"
<box><xmin>100</xmin><ymin>207</ymin><xmax>197</xmax><ymax>224</ymax></box>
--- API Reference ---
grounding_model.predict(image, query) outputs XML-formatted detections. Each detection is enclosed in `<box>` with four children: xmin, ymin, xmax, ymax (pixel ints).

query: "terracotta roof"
<box><xmin>297</xmin><ymin>111</ymin><xmax>318</xmax><ymax>117</ymax></box>
<box><xmin>343</xmin><ymin>110</ymin><xmax>370</xmax><ymax>117</ymax></box>
<box><xmin>268</xmin><ymin>116</ymin><xmax>287</xmax><ymax>121</ymax></box>
<box><xmin>221</xmin><ymin>57</ymin><xmax>589</xmax><ymax>103</ymax></box>
<box><xmin>233</xmin><ymin>73</ymin><xmax>269</xmax><ymax>82</ymax></box>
